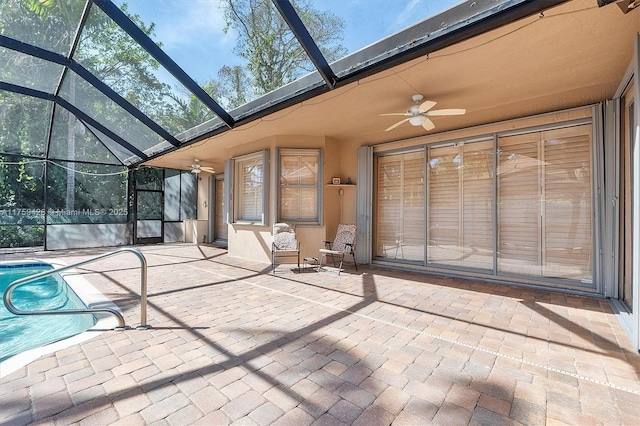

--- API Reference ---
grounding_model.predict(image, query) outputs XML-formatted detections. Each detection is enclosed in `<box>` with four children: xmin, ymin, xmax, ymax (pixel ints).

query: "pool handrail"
<box><xmin>3</xmin><ymin>248</ymin><xmax>149</xmax><ymax>330</ymax></box>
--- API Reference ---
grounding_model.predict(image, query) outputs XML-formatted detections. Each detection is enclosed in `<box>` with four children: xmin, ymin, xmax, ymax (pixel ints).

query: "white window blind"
<box><xmin>497</xmin><ymin>133</ymin><xmax>541</xmax><ymax>274</ymax></box>
<box><xmin>279</xmin><ymin>149</ymin><xmax>321</xmax><ymax>223</ymax></box>
<box><xmin>372</xmin><ymin>122</ymin><xmax>593</xmax><ymax>285</ymax></box>
<box><xmin>542</xmin><ymin>126</ymin><xmax>593</xmax><ymax>280</ymax></box>
<box><xmin>233</xmin><ymin>150</ymin><xmax>269</xmax><ymax>224</ymax></box>
<box><xmin>375</xmin><ymin>150</ymin><xmax>425</xmax><ymax>262</ymax></box>
<box><xmin>428</xmin><ymin>140</ymin><xmax>493</xmax><ymax>269</ymax></box>
<box><xmin>498</xmin><ymin>124</ymin><xmax>592</xmax><ymax>281</ymax></box>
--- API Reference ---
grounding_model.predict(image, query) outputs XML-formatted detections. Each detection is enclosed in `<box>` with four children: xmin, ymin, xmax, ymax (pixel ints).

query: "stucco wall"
<box><xmin>224</xmin><ymin>134</ymin><xmax>358</xmax><ymax>265</ymax></box>
<box><xmin>196</xmin><ymin>172</ymin><xmax>209</xmax><ymax>221</ymax></box>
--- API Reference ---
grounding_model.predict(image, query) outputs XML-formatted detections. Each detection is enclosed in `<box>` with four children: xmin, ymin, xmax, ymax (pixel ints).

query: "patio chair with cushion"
<box><xmin>271</xmin><ymin>223</ymin><xmax>300</xmax><ymax>272</ymax></box>
<box><xmin>318</xmin><ymin>224</ymin><xmax>357</xmax><ymax>275</ymax></box>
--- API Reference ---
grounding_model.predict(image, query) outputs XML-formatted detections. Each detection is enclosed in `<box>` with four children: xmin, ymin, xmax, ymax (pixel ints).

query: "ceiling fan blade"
<box><xmin>418</xmin><ymin>100</ymin><xmax>437</xmax><ymax>112</ymax></box>
<box><xmin>385</xmin><ymin>118</ymin><xmax>410</xmax><ymax>131</ymax></box>
<box><xmin>201</xmin><ymin>167</ymin><xmax>216</xmax><ymax>173</ymax></box>
<box><xmin>422</xmin><ymin>117</ymin><xmax>436</xmax><ymax>131</ymax></box>
<box><xmin>426</xmin><ymin>108</ymin><xmax>466</xmax><ymax>116</ymax></box>
<box><xmin>380</xmin><ymin>113</ymin><xmax>410</xmax><ymax>116</ymax></box>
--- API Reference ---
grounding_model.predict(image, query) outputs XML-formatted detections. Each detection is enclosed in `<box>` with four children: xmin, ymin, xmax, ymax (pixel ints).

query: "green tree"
<box><xmin>0</xmin><ymin>154</ymin><xmax>46</xmax><ymax>247</ymax></box>
<box><xmin>217</xmin><ymin>65</ymin><xmax>253</xmax><ymax>110</ymax></box>
<box><xmin>75</xmin><ymin>3</ymin><xmax>172</xmax><ymax>128</ymax></box>
<box><xmin>165</xmin><ymin>81</ymin><xmax>224</xmax><ymax>131</ymax></box>
<box><xmin>220</xmin><ymin>0</ymin><xmax>346</xmax><ymax>98</ymax></box>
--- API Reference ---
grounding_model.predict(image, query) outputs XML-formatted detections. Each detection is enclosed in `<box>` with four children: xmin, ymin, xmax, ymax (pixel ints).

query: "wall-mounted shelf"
<box><xmin>325</xmin><ymin>184</ymin><xmax>356</xmax><ymax>188</ymax></box>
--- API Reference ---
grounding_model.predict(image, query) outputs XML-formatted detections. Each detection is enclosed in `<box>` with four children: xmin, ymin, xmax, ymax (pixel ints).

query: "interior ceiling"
<box><xmin>145</xmin><ymin>0</ymin><xmax>639</xmax><ymax>173</ymax></box>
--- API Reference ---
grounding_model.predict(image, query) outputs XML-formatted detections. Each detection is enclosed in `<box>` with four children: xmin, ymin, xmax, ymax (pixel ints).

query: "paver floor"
<box><xmin>1</xmin><ymin>243</ymin><xmax>639</xmax><ymax>425</ymax></box>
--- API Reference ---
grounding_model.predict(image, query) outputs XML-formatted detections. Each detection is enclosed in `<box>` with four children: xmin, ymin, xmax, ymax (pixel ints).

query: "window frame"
<box><xmin>229</xmin><ymin>150</ymin><xmax>269</xmax><ymax>225</ymax></box>
<box><xmin>276</xmin><ymin>148</ymin><xmax>323</xmax><ymax>225</ymax></box>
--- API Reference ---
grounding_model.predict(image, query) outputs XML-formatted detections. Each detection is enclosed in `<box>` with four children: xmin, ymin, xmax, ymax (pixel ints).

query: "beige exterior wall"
<box><xmin>222</xmin><ymin>134</ymin><xmax>358</xmax><ymax>265</ymax></box>
<box><xmin>196</xmin><ymin>173</ymin><xmax>209</xmax><ymax>221</ymax></box>
<box><xmin>195</xmin><ymin>106</ymin><xmax>594</xmax><ymax>265</ymax></box>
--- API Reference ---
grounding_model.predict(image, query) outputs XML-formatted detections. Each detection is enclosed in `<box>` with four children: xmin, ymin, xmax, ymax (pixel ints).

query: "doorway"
<box><xmin>132</xmin><ymin>168</ymin><xmax>164</xmax><ymax>244</ymax></box>
<box><xmin>134</xmin><ymin>189</ymin><xmax>163</xmax><ymax>244</ymax></box>
<box><xmin>209</xmin><ymin>175</ymin><xmax>228</xmax><ymax>246</ymax></box>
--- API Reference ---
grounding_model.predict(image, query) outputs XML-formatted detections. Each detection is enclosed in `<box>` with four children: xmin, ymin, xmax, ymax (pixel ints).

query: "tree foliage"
<box><xmin>219</xmin><ymin>0</ymin><xmax>346</xmax><ymax>101</ymax></box>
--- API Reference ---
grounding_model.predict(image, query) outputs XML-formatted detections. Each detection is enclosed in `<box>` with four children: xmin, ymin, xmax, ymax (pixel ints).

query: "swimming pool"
<box><xmin>1</xmin><ymin>260</ymin><xmax>119</xmax><ymax>376</ymax></box>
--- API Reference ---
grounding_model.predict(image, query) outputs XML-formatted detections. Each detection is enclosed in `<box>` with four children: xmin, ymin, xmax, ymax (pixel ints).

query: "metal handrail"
<box><xmin>3</xmin><ymin>248</ymin><xmax>150</xmax><ymax>330</ymax></box>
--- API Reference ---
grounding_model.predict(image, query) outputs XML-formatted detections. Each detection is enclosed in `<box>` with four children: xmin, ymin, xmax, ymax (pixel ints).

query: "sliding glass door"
<box><xmin>375</xmin><ymin>150</ymin><xmax>425</xmax><ymax>262</ymax></box>
<box><xmin>498</xmin><ymin>125</ymin><xmax>593</xmax><ymax>282</ymax></box>
<box><xmin>613</xmin><ymin>34</ymin><xmax>639</xmax><ymax>351</ymax></box>
<box><xmin>373</xmin><ymin>122</ymin><xmax>595</xmax><ymax>288</ymax></box>
<box><xmin>427</xmin><ymin>140</ymin><xmax>493</xmax><ymax>270</ymax></box>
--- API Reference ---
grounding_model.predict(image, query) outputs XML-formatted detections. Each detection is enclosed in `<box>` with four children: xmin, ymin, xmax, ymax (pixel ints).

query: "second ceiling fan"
<box><xmin>381</xmin><ymin>94</ymin><xmax>466</xmax><ymax>132</ymax></box>
<box><xmin>190</xmin><ymin>159</ymin><xmax>215</xmax><ymax>174</ymax></box>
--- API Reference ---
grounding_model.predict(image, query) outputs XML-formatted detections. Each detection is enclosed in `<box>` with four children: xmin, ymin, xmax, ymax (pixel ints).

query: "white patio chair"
<box><xmin>271</xmin><ymin>223</ymin><xmax>300</xmax><ymax>272</ymax></box>
<box><xmin>318</xmin><ymin>224</ymin><xmax>357</xmax><ymax>275</ymax></box>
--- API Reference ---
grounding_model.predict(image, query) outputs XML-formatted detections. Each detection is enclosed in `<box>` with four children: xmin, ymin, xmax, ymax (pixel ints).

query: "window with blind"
<box><xmin>278</xmin><ymin>149</ymin><xmax>321</xmax><ymax>224</ymax></box>
<box><xmin>234</xmin><ymin>151</ymin><xmax>268</xmax><ymax>224</ymax></box>
<box><xmin>498</xmin><ymin>124</ymin><xmax>592</xmax><ymax>281</ymax></box>
<box><xmin>374</xmin><ymin>150</ymin><xmax>425</xmax><ymax>262</ymax></box>
<box><xmin>428</xmin><ymin>140</ymin><xmax>494</xmax><ymax>270</ymax></box>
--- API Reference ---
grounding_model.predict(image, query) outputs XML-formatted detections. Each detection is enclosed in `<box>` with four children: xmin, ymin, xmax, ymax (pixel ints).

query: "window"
<box><xmin>229</xmin><ymin>150</ymin><xmax>269</xmax><ymax>224</ymax></box>
<box><xmin>277</xmin><ymin>149</ymin><xmax>322</xmax><ymax>224</ymax></box>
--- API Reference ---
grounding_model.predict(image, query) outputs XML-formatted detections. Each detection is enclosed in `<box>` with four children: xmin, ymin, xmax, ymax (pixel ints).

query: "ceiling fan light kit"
<box><xmin>381</xmin><ymin>94</ymin><xmax>466</xmax><ymax>132</ymax></box>
<box><xmin>409</xmin><ymin>115</ymin><xmax>427</xmax><ymax>126</ymax></box>
<box><xmin>190</xmin><ymin>159</ymin><xmax>215</xmax><ymax>174</ymax></box>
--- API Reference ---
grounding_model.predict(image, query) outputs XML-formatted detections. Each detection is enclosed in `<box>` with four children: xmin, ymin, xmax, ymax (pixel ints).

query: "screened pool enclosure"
<box><xmin>0</xmin><ymin>0</ymin><xmax>571</xmax><ymax>249</ymax></box>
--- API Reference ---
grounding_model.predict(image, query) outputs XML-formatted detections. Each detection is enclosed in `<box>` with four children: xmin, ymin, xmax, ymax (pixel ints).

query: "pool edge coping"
<box><xmin>1</xmin><ymin>259</ymin><xmax>120</xmax><ymax>378</ymax></box>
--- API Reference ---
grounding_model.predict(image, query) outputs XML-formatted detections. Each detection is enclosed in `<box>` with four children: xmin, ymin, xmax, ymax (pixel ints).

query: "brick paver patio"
<box><xmin>1</xmin><ymin>243</ymin><xmax>639</xmax><ymax>425</ymax></box>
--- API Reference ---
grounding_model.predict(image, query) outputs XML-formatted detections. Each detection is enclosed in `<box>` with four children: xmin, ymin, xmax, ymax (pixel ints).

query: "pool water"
<box><xmin>0</xmin><ymin>262</ymin><xmax>96</xmax><ymax>362</ymax></box>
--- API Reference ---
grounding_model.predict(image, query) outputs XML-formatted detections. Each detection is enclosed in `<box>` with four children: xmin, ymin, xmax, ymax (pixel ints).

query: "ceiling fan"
<box><xmin>190</xmin><ymin>159</ymin><xmax>215</xmax><ymax>174</ymax></box>
<box><xmin>380</xmin><ymin>94</ymin><xmax>466</xmax><ymax>132</ymax></box>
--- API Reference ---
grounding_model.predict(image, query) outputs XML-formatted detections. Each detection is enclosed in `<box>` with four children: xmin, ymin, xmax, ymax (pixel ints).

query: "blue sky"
<box><xmin>115</xmin><ymin>0</ymin><xmax>463</xmax><ymax>85</ymax></box>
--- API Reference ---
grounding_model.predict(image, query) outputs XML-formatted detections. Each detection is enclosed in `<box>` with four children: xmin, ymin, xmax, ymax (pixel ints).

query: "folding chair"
<box><xmin>318</xmin><ymin>224</ymin><xmax>357</xmax><ymax>275</ymax></box>
<box><xmin>271</xmin><ymin>223</ymin><xmax>300</xmax><ymax>272</ymax></box>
